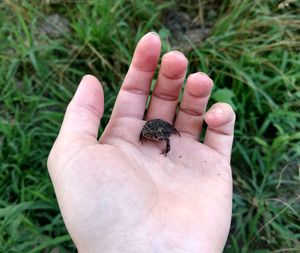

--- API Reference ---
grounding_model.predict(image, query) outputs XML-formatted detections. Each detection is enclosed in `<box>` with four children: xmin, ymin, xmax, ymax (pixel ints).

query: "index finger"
<box><xmin>109</xmin><ymin>32</ymin><xmax>161</xmax><ymax>120</ymax></box>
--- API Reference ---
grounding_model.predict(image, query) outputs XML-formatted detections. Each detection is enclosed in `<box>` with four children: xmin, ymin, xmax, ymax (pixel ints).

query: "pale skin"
<box><xmin>47</xmin><ymin>32</ymin><xmax>236</xmax><ymax>253</ymax></box>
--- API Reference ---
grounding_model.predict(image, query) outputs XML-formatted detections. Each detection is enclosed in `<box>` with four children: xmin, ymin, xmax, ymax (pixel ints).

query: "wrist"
<box><xmin>77</xmin><ymin>226</ymin><xmax>224</xmax><ymax>253</ymax></box>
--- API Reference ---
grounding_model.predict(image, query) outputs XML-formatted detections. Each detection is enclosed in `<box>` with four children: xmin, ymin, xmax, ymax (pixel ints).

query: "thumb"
<box><xmin>60</xmin><ymin>75</ymin><xmax>104</xmax><ymax>140</ymax></box>
<box><xmin>47</xmin><ymin>75</ymin><xmax>103</xmax><ymax>180</ymax></box>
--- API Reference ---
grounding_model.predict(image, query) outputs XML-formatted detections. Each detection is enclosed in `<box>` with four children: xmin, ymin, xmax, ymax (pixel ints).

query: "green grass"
<box><xmin>0</xmin><ymin>0</ymin><xmax>299</xmax><ymax>252</ymax></box>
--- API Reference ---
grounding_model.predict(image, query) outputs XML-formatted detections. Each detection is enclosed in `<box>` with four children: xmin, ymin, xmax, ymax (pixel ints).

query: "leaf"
<box><xmin>211</xmin><ymin>88</ymin><xmax>236</xmax><ymax>110</ymax></box>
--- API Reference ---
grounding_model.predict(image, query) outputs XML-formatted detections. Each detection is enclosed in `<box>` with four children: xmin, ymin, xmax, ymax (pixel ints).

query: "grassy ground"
<box><xmin>0</xmin><ymin>0</ymin><xmax>299</xmax><ymax>252</ymax></box>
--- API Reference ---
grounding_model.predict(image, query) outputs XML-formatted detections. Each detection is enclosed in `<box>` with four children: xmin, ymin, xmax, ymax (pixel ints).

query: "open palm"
<box><xmin>48</xmin><ymin>33</ymin><xmax>235</xmax><ymax>253</ymax></box>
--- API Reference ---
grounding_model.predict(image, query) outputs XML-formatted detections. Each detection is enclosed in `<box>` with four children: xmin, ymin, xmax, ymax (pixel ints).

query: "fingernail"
<box><xmin>197</xmin><ymin>72</ymin><xmax>209</xmax><ymax>77</ymax></box>
<box><xmin>81</xmin><ymin>74</ymin><xmax>91</xmax><ymax>81</ymax></box>
<box><xmin>141</xmin><ymin>32</ymin><xmax>160</xmax><ymax>41</ymax></box>
<box><xmin>142</xmin><ymin>32</ymin><xmax>159</xmax><ymax>39</ymax></box>
<box><xmin>171</xmin><ymin>50</ymin><xmax>184</xmax><ymax>55</ymax></box>
<box><xmin>210</xmin><ymin>108</ymin><xmax>223</xmax><ymax>115</ymax></box>
<box><xmin>164</xmin><ymin>51</ymin><xmax>188</xmax><ymax>63</ymax></box>
<box><xmin>148</xmin><ymin>31</ymin><xmax>159</xmax><ymax>37</ymax></box>
<box><xmin>164</xmin><ymin>51</ymin><xmax>186</xmax><ymax>59</ymax></box>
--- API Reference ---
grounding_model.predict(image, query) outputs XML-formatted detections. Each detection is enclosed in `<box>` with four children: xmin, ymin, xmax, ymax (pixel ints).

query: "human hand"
<box><xmin>48</xmin><ymin>32</ymin><xmax>235</xmax><ymax>253</ymax></box>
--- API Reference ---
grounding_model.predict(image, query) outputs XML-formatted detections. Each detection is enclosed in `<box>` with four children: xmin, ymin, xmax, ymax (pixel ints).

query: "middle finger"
<box><xmin>145</xmin><ymin>51</ymin><xmax>188</xmax><ymax>123</ymax></box>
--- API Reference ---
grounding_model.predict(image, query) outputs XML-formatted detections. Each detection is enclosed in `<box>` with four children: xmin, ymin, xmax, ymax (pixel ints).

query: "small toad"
<box><xmin>139</xmin><ymin>119</ymin><xmax>181</xmax><ymax>156</ymax></box>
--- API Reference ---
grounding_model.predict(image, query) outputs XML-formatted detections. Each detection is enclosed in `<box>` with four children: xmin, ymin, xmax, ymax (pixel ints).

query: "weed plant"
<box><xmin>0</xmin><ymin>0</ymin><xmax>299</xmax><ymax>252</ymax></box>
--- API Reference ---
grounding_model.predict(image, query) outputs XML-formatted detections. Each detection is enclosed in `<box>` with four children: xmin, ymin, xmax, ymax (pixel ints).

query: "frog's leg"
<box><xmin>160</xmin><ymin>138</ymin><xmax>170</xmax><ymax>156</ymax></box>
<box><xmin>172</xmin><ymin>128</ymin><xmax>181</xmax><ymax>137</ymax></box>
<box><xmin>139</xmin><ymin>132</ymin><xmax>144</xmax><ymax>145</ymax></box>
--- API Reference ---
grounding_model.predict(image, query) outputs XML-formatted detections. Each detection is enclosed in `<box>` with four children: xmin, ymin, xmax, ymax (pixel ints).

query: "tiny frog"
<box><xmin>139</xmin><ymin>119</ymin><xmax>181</xmax><ymax>156</ymax></box>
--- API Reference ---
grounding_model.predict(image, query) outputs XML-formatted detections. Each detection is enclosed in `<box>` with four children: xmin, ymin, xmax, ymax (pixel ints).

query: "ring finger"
<box><xmin>174</xmin><ymin>72</ymin><xmax>213</xmax><ymax>139</ymax></box>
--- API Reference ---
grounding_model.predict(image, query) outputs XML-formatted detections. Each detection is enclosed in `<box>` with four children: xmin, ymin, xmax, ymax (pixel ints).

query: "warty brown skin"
<box><xmin>139</xmin><ymin>119</ymin><xmax>181</xmax><ymax>156</ymax></box>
